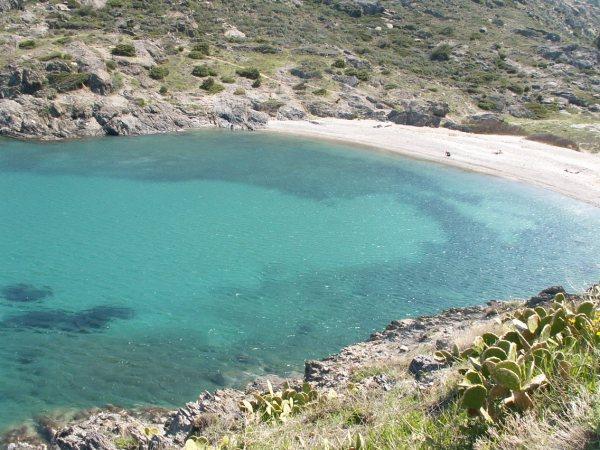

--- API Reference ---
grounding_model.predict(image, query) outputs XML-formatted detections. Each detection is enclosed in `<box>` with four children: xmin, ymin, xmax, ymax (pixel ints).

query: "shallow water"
<box><xmin>0</xmin><ymin>130</ymin><xmax>598</xmax><ymax>431</ymax></box>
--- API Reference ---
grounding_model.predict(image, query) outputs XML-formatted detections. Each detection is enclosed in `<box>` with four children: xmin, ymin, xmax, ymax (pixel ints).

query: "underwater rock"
<box><xmin>0</xmin><ymin>306</ymin><xmax>134</xmax><ymax>333</ymax></box>
<box><xmin>1</xmin><ymin>283</ymin><xmax>53</xmax><ymax>302</ymax></box>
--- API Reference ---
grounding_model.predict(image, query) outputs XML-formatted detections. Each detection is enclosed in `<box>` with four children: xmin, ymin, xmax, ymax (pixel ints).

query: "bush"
<box><xmin>200</xmin><ymin>77</ymin><xmax>224</xmax><ymax>94</ymax></box>
<box><xmin>430</xmin><ymin>44</ymin><xmax>452</xmax><ymax>61</ymax></box>
<box><xmin>236</xmin><ymin>67</ymin><xmax>261</xmax><ymax>80</ymax></box>
<box><xmin>111</xmin><ymin>44</ymin><xmax>136</xmax><ymax>57</ymax></box>
<box><xmin>525</xmin><ymin>102</ymin><xmax>559</xmax><ymax>119</ymax></box>
<box><xmin>258</xmin><ymin>98</ymin><xmax>284</xmax><ymax>113</ymax></box>
<box><xmin>344</xmin><ymin>67</ymin><xmax>371</xmax><ymax>81</ymax></box>
<box><xmin>255</xmin><ymin>44</ymin><xmax>278</xmax><ymax>54</ymax></box>
<box><xmin>187</xmin><ymin>51</ymin><xmax>206</xmax><ymax>60</ymax></box>
<box><xmin>477</xmin><ymin>99</ymin><xmax>502</xmax><ymax>111</ymax></box>
<box><xmin>105</xmin><ymin>60</ymin><xmax>117</xmax><ymax>71</ymax></box>
<box><xmin>159</xmin><ymin>85</ymin><xmax>168</xmax><ymax>95</ymax></box>
<box><xmin>332</xmin><ymin>58</ymin><xmax>346</xmax><ymax>68</ymax></box>
<box><xmin>46</xmin><ymin>72</ymin><xmax>90</xmax><ymax>92</ymax></box>
<box><xmin>38</xmin><ymin>52</ymin><xmax>72</xmax><ymax>62</ymax></box>
<box><xmin>466</xmin><ymin>118</ymin><xmax>526</xmax><ymax>135</ymax></box>
<box><xmin>220</xmin><ymin>75</ymin><xmax>235</xmax><ymax>83</ymax></box>
<box><xmin>18</xmin><ymin>40</ymin><xmax>36</xmax><ymax>49</ymax></box>
<box><xmin>251</xmin><ymin>78</ymin><xmax>262</xmax><ymax>88</ymax></box>
<box><xmin>191</xmin><ymin>42</ymin><xmax>210</xmax><ymax>56</ymax></box>
<box><xmin>192</xmin><ymin>65</ymin><xmax>217</xmax><ymax>78</ymax></box>
<box><xmin>149</xmin><ymin>66</ymin><xmax>169</xmax><ymax>80</ymax></box>
<box><xmin>437</xmin><ymin>293</ymin><xmax>598</xmax><ymax>422</ymax></box>
<box><xmin>526</xmin><ymin>133</ymin><xmax>579</xmax><ymax>150</ymax></box>
<box><xmin>507</xmin><ymin>84</ymin><xmax>524</xmax><ymax>95</ymax></box>
<box><xmin>233</xmin><ymin>87</ymin><xmax>245</xmax><ymax>96</ymax></box>
<box><xmin>313</xmin><ymin>88</ymin><xmax>327</xmax><ymax>96</ymax></box>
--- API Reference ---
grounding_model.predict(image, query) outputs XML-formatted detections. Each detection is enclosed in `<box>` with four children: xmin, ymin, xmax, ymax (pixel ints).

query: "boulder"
<box><xmin>212</xmin><ymin>97</ymin><xmax>268</xmax><ymax>130</ymax></box>
<box><xmin>408</xmin><ymin>355</ymin><xmax>445</xmax><ymax>380</ymax></box>
<box><xmin>525</xmin><ymin>286</ymin><xmax>567</xmax><ymax>307</ymax></box>
<box><xmin>387</xmin><ymin>101</ymin><xmax>449</xmax><ymax>127</ymax></box>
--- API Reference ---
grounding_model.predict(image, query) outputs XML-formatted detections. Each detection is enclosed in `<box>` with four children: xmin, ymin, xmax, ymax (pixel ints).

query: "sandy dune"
<box><xmin>266</xmin><ymin>118</ymin><xmax>600</xmax><ymax>208</ymax></box>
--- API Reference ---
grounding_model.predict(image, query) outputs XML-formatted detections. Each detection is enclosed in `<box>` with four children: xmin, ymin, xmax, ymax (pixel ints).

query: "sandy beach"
<box><xmin>266</xmin><ymin>118</ymin><xmax>600</xmax><ymax>208</ymax></box>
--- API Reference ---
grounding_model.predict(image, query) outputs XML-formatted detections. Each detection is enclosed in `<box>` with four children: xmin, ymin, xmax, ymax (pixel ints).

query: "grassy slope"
<box><xmin>183</xmin><ymin>291</ymin><xmax>600</xmax><ymax>450</ymax></box>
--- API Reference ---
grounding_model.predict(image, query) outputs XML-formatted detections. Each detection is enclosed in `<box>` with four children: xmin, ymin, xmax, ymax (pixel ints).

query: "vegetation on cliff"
<box><xmin>0</xmin><ymin>0</ymin><xmax>598</xmax><ymax>147</ymax></box>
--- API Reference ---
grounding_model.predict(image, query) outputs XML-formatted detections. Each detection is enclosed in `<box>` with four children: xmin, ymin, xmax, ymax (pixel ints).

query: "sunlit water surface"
<box><xmin>0</xmin><ymin>130</ymin><xmax>599</xmax><ymax>431</ymax></box>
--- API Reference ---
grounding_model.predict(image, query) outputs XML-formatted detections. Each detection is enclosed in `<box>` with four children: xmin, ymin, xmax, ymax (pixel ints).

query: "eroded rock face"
<box><xmin>212</xmin><ymin>97</ymin><xmax>269</xmax><ymax>130</ymax></box>
<box><xmin>66</xmin><ymin>42</ymin><xmax>113</xmax><ymax>95</ymax></box>
<box><xmin>387</xmin><ymin>100</ymin><xmax>449</xmax><ymax>127</ymax></box>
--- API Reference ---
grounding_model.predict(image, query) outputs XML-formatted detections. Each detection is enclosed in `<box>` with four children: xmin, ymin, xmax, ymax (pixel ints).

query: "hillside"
<box><xmin>0</xmin><ymin>0</ymin><xmax>598</xmax><ymax>148</ymax></box>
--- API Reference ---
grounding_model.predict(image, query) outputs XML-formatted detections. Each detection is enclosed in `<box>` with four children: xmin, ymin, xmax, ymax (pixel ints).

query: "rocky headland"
<box><xmin>2</xmin><ymin>285</ymin><xmax>594</xmax><ymax>450</ymax></box>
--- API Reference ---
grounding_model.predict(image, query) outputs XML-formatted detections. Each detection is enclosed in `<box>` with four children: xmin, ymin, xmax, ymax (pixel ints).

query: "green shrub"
<box><xmin>159</xmin><ymin>85</ymin><xmax>168</xmax><ymax>95</ymax></box>
<box><xmin>332</xmin><ymin>58</ymin><xmax>346</xmax><ymax>69</ymax></box>
<box><xmin>187</xmin><ymin>51</ymin><xmax>205</xmax><ymax>60</ymax></box>
<box><xmin>220</xmin><ymin>75</ymin><xmax>235</xmax><ymax>83</ymax></box>
<box><xmin>46</xmin><ymin>72</ymin><xmax>90</xmax><ymax>92</ymax></box>
<box><xmin>236</xmin><ymin>67</ymin><xmax>260</xmax><ymax>80</ymax></box>
<box><xmin>111</xmin><ymin>44</ymin><xmax>136</xmax><ymax>57</ymax></box>
<box><xmin>105</xmin><ymin>60</ymin><xmax>117</xmax><ymax>71</ymax></box>
<box><xmin>507</xmin><ymin>84</ymin><xmax>524</xmax><ymax>95</ymax></box>
<box><xmin>477</xmin><ymin>98</ymin><xmax>501</xmax><ymax>111</ymax></box>
<box><xmin>313</xmin><ymin>88</ymin><xmax>327</xmax><ymax>96</ymax></box>
<box><xmin>251</xmin><ymin>78</ymin><xmax>262</xmax><ymax>88</ymax></box>
<box><xmin>240</xmin><ymin>381</ymin><xmax>320</xmax><ymax>423</ymax></box>
<box><xmin>200</xmin><ymin>77</ymin><xmax>224</xmax><ymax>94</ymax></box>
<box><xmin>192</xmin><ymin>65</ymin><xmax>217</xmax><ymax>78</ymax></box>
<box><xmin>438</xmin><ymin>293</ymin><xmax>599</xmax><ymax>422</ymax></box>
<box><xmin>525</xmin><ymin>102</ymin><xmax>559</xmax><ymax>119</ymax></box>
<box><xmin>430</xmin><ymin>44</ymin><xmax>452</xmax><ymax>61</ymax></box>
<box><xmin>149</xmin><ymin>65</ymin><xmax>169</xmax><ymax>80</ymax></box>
<box><xmin>344</xmin><ymin>67</ymin><xmax>370</xmax><ymax>81</ymax></box>
<box><xmin>38</xmin><ymin>52</ymin><xmax>72</xmax><ymax>62</ymax></box>
<box><xmin>18</xmin><ymin>40</ymin><xmax>36</xmax><ymax>50</ymax></box>
<box><xmin>233</xmin><ymin>87</ymin><xmax>246</xmax><ymax>96</ymax></box>
<box><xmin>191</xmin><ymin>42</ymin><xmax>210</xmax><ymax>56</ymax></box>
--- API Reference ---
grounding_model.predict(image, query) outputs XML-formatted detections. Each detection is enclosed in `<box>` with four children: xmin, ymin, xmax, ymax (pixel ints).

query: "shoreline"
<box><xmin>3</xmin><ymin>285</ymin><xmax>589</xmax><ymax>449</ymax></box>
<box><xmin>265</xmin><ymin>118</ymin><xmax>600</xmax><ymax>208</ymax></box>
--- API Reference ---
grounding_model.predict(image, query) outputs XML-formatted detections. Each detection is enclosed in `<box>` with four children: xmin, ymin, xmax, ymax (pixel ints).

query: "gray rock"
<box><xmin>525</xmin><ymin>286</ymin><xmax>567</xmax><ymax>307</ymax></box>
<box><xmin>387</xmin><ymin>100</ymin><xmax>449</xmax><ymax>127</ymax></box>
<box><xmin>212</xmin><ymin>97</ymin><xmax>268</xmax><ymax>130</ymax></box>
<box><xmin>66</xmin><ymin>42</ymin><xmax>113</xmax><ymax>95</ymax></box>
<box><xmin>333</xmin><ymin>74</ymin><xmax>359</xmax><ymax>87</ymax></box>
<box><xmin>276</xmin><ymin>104</ymin><xmax>307</xmax><ymax>120</ymax></box>
<box><xmin>0</xmin><ymin>0</ymin><xmax>22</xmax><ymax>11</ymax></box>
<box><xmin>408</xmin><ymin>355</ymin><xmax>445</xmax><ymax>379</ymax></box>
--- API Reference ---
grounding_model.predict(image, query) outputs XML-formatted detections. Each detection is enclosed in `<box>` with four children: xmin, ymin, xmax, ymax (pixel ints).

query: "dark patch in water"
<box><xmin>1</xmin><ymin>283</ymin><xmax>53</xmax><ymax>302</ymax></box>
<box><xmin>0</xmin><ymin>306</ymin><xmax>134</xmax><ymax>333</ymax></box>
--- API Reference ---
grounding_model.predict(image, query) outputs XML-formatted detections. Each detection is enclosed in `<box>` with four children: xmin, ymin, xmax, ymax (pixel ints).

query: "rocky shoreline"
<box><xmin>1</xmin><ymin>285</ymin><xmax>587</xmax><ymax>450</ymax></box>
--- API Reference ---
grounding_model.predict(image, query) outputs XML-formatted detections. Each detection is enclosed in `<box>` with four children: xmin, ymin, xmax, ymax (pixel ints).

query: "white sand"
<box><xmin>266</xmin><ymin>118</ymin><xmax>600</xmax><ymax>208</ymax></box>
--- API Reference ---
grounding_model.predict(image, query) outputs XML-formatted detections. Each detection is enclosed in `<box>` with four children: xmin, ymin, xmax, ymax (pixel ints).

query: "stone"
<box><xmin>525</xmin><ymin>286</ymin><xmax>566</xmax><ymax>307</ymax></box>
<box><xmin>224</xmin><ymin>27</ymin><xmax>246</xmax><ymax>40</ymax></box>
<box><xmin>0</xmin><ymin>0</ymin><xmax>22</xmax><ymax>11</ymax></box>
<box><xmin>387</xmin><ymin>100</ymin><xmax>449</xmax><ymax>127</ymax></box>
<box><xmin>408</xmin><ymin>355</ymin><xmax>445</xmax><ymax>379</ymax></box>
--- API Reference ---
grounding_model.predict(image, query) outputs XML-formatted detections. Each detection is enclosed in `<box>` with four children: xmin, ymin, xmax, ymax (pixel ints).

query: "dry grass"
<box><xmin>475</xmin><ymin>391</ymin><xmax>599</xmax><ymax>450</ymax></box>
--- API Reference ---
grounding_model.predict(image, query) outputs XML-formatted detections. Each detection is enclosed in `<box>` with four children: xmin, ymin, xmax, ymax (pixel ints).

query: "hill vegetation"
<box><xmin>0</xmin><ymin>0</ymin><xmax>598</xmax><ymax>148</ymax></box>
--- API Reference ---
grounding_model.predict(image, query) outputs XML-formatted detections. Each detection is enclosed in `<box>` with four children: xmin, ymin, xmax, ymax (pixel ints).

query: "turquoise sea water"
<box><xmin>0</xmin><ymin>130</ymin><xmax>599</xmax><ymax>431</ymax></box>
